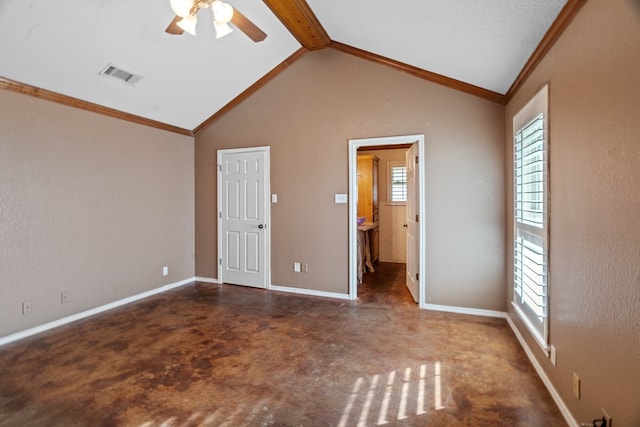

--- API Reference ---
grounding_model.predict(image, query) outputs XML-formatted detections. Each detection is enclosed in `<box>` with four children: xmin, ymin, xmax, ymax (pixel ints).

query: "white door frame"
<box><xmin>217</xmin><ymin>146</ymin><xmax>271</xmax><ymax>289</ymax></box>
<box><xmin>348</xmin><ymin>135</ymin><xmax>426</xmax><ymax>308</ymax></box>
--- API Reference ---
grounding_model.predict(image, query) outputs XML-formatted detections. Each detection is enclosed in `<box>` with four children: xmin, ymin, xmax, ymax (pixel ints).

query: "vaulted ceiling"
<box><xmin>0</xmin><ymin>0</ymin><xmax>584</xmax><ymax>135</ymax></box>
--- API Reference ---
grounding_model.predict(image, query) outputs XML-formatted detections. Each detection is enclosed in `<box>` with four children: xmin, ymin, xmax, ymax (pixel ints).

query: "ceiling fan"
<box><xmin>165</xmin><ymin>0</ymin><xmax>267</xmax><ymax>42</ymax></box>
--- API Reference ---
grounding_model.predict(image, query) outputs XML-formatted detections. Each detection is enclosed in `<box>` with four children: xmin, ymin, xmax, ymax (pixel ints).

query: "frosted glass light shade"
<box><xmin>212</xmin><ymin>1</ymin><xmax>233</xmax><ymax>24</ymax></box>
<box><xmin>214</xmin><ymin>20</ymin><xmax>233</xmax><ymax>38</ymax></box>
<box><xmin>177</xmin><ymin>14</ymin><xmax>197</xmax><ymax>35</ymax></box>
<box><xmin>169</xmin><ymin>0</ymin><xmax>193</xmax><ymax>17</ymax></box>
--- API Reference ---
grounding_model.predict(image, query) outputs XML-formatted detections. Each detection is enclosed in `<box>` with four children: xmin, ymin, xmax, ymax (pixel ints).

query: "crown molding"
<box><xmin>0</xmin><ymin>76</ymin><xmax>193</xmax><ymax>136</ymax></box>
<box><xmin>0</xmin><ymin>1</ymin><xmax>587</xmax><ymax>133</ymax></box>
<box><xmin>329</xmin><ymin>41</ymin><xmax>506</xmax><ymax>105</ymax></box>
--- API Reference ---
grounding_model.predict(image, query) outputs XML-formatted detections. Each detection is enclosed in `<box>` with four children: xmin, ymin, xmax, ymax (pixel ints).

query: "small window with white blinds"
<box><xmin>388</xmin><ymin>162</ymin><xmax>407</xmax><ymax>204</ymax></box>
<box><xmin>513</xmin><ymin>85</ymin><xmax>549</xmax><ymax>351</ymax></box>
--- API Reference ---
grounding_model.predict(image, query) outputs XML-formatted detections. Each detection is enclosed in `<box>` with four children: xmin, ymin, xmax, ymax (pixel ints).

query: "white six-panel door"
<box><xmin>218</xmin><ymin>147</ymin><xmax>270</xmax><ymax>288</ymax></box>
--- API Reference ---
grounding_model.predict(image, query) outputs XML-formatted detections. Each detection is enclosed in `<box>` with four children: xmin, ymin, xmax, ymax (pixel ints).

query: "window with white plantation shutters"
<box><xmin>513</xmin><ymin>85</ymin><xmax>549</xmax><ymax>351</ymax></box>
<box><xmin>388</xmin><ymin>162</ymin><xmax>407</xmax><ymax>204</ymax></box>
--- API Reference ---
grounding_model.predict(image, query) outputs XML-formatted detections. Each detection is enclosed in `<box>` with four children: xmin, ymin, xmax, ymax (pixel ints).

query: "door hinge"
<box><xmin>218</xmin><ymin>164</ymin><xmax>222</xmax><ymax>172</ymax></box>
<box><xmin>219</xmin><ymin>212</ymin><xmax>222</xmax><ymax>219</ymax></box>
<box><xmin>219</xmin><ymin>258</ymin><xmax>223</xmax><ymax>266</ymax></box>
<box><xmin>415</xmin><ymin>214</ymin><xmax>419</xmax><ymax>222</ymax></box>
<box><xmin>415</xmin><ymin>156</ymin><xmax>418</xmax><ymax>164</ymax></box>
<box><xmin>416</xmin><ymin>272</ymin><xmax>419</xmax><ymax>281</ymax></box>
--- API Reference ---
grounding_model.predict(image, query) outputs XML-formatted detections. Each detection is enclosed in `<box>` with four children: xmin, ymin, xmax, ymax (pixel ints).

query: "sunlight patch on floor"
<box><xmin>339</xmin><ymin>362</ymin><xmax>448</xmax><ymax>426</ymax></box>
<box><xmin>138</xmin><ymin>398</ymin><xmax>275</xmax><ymax>427</ymax></box>
<box><xmin>377</xmin><ymin>370</ymin><xmax>396</xmax><ymax>425</ymax></box>
<box><xmin>435</xmin><ymin>361</ymin><xmax>445</xmax><ymax>410</ymax></box>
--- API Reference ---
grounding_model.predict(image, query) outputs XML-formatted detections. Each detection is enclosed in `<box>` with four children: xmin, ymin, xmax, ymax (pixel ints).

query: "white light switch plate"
<box><xmin>335</xmin><ymin>194</ymin><xmax>348</xmax><ymax>204</ymax></box>
<box><xmin>271</xmin><ymin>194</ymin><xmax>278</xmax><ymax>203</ymax></box>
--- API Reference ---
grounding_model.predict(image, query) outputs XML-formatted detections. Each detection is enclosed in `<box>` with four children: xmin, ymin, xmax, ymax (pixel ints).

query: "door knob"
<box><xmin>258</xmin><ymin>224</ymin><xmax>264</xmax><ymax>229</ymax></box>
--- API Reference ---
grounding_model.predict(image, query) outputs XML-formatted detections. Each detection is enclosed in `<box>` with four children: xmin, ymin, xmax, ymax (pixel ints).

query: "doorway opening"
<box><xmin>348</xmin><ymin>135</ymin><xmax>426</xmax><ymax>308</ymax></box>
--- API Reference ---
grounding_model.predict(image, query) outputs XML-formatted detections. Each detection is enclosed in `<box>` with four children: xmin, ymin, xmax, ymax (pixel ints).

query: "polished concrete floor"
<box><xmin>0</xmin><ymin>263</ymin><xmax>565</xmax><ymax>426</ymax></box>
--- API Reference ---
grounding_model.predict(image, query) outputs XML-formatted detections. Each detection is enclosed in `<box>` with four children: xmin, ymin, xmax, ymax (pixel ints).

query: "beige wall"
<box><xmin>0</xmin><ymin>90</ymin><xmax>195</xmax><ymax>338</ymax></box>
<box><xmin>505</xmin><ymin>1</ymin><xmax>640</xmax><ymax>425</ymax></box>
<box><xmin>196</xmin><ymin>48</ymin><xmax>506</xmax><ymax>309</ymax></box>
<box><xmin>367</xmin><ymin>148</ymin><xmax>407</xmax><ymax>263</ymax></box>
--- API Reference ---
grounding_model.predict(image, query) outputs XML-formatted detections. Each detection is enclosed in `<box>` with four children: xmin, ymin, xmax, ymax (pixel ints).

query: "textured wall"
<box><xmin>196</xmin><ymin>48</ymin><xmax>506</xmax><ymax>310</ymax></box>
<box><xmin>505</xmin><ymin>0</ymin><xmax>640</xmax><ymax>425</ymax></box>
<box><xmin>0</xmin><ymin>90</ymin><xmax>195</xmax><ymax>338</ymax></box>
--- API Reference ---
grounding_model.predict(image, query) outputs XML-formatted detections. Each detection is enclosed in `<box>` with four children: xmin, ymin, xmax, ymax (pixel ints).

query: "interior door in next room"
<box><xmin>405</xmin><ymin>143</ymin><xmax>419</xmax><ymax>302</ymax></box>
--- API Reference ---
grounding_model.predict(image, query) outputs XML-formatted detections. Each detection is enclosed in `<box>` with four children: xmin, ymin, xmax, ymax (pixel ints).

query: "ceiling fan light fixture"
<box><xmin>169</xmin><ymin>0</ymin><xmax>193</xmax><ymax>18</ymax></box>
<box><xmin>165</xmin><ymin>0</ymin><xmax>264</xmax><ymax>42</ymax></box>
<box><xmin>177</xmin><ymin>14</ymin><xmax>197</xmax><ymax>35</ymax></box>
<box><xmin>212</xmin><ymin>1</ymin><xmax>234</xmax><ymax>24</ymax></box>
<box><xmin>214</xmin><ymin>20</ymin><xmax>233</xmax><ymax>39</ymax></box>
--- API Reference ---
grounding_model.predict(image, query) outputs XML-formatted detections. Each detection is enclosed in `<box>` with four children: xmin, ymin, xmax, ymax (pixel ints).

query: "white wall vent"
<box><xmin>99</xmin><ymin>64</ymin><xmax>142</xmax><ymax>86</ymax></box>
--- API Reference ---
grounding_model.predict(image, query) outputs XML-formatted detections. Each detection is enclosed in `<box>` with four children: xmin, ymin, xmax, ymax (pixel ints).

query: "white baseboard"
<box><xmin>506</xmin><ymin>314</ymin><xmax>578</xmax><ymax>427</ymax></box>
<box><xmin>194</xmin><ymin>277</ymin><xmax>219</xmax><ymax>284</ymax></box>
<box><xmin>269</xmin><ymin>285</ymin><xmax>351</xmax><ymax>300</ymax></box>
<box><xmin>0</xmin><ymin>275</ymin><xmax>578</xmax><ymax>427</ymax></box>
<box><xmin>424</xmin><ymin>303</ymin><xmax>506</xmax><ymax>318</ymax></box>
<box><xmin>0</xmin><ymin>277</ymin><xmax>197</xmax><ymax>347</ymax></box>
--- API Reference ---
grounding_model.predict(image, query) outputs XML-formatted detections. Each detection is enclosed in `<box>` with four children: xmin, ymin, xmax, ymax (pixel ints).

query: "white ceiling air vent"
<box><xmin>99</xmin><ymin>64</ymin><xmax>142</xmax><ymax>86</ymax></box>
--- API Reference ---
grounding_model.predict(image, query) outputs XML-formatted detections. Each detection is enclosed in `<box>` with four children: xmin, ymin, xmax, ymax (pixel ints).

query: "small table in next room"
<box><xmin>357</xmin><ymin>222</ymin><xmax>379</xmax><ymax>283</ymax></box>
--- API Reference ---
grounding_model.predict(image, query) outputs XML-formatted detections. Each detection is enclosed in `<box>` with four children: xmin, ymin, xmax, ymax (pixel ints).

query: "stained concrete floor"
<box><xmin>0</xmin><ymin>263</ymin><xmax>565</xmax><ymax>426</ymax></box>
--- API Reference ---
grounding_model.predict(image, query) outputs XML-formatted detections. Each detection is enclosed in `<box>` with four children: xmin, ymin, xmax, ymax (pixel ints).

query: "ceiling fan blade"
<box><xmin>165</xmin><ymin>15</ymin><xmax>185</xmax><ymax>35</ymax></box>
<box><xmin>230</xmin><ymin>8</ymin><xmax>267</xmax><ymax>42</ymax></box>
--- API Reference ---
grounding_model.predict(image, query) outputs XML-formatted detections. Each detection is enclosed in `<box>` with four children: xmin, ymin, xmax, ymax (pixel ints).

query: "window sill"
<box><xmin>511</xmin><ymin>301</ymin><xmax>549</xmax><ymax>356</ymax></box>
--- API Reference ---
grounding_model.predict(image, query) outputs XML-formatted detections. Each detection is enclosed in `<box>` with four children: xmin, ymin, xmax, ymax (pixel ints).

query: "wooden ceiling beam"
<box><xmin>262</xmin><ymin>0</ymin><xmax>330</xmax><ymax>50</ymax></box>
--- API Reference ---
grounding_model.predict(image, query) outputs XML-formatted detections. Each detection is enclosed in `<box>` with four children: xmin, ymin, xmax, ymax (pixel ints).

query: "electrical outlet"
<box><xmin>61</xmin><ymin>291</ymin><xmax>71</xmax><ymax>304</ymax></box>
<box><xmin>162</xmin><ymin>266</ymin><xmax>168</xmax><ymax>276</ymax></box>
<box><xmin>301</xmin><ymin>262</ymin><xmax>308</xmax><ymax>273</ymax></box>
<box><xmin>550</xmin><ymin>345</ymin><xmax>557</xmax><ymax>366</ymax></box>
<box><xmin>601</xmin><ymin>407</ymin><xmax>611</xmax><ymax>427</ymax></box>
<box><xmin>572</xmin><ymin>372</ymin><xmax>580</xmax><ymax>399</ymax></box>
<box><xmin>22</xmin><ymin>300</ymin><xmax>32</xmax><ymax>315</ymax></box>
